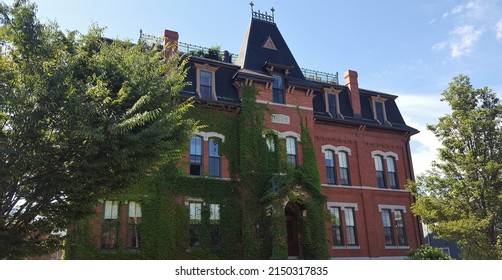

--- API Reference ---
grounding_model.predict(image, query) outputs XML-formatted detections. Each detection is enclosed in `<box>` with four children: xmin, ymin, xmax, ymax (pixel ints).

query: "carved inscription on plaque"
<box><xmin>271</xmin><ymin>114</ymin><xmax>290</xmax><ymax>125</ymax></box>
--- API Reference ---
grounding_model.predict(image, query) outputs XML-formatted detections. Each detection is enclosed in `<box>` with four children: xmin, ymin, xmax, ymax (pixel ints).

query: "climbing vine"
<box><xmin>67</xmin><ymin>84</ymin><xmax>330</xmax><ymax>260</ymax></box>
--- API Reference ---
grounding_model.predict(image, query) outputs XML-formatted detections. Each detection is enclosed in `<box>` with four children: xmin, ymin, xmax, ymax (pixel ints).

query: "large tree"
<box><xmin>410</xmin><ymin>75</ymin><xmax>502</xmax><ymax>259</ymax></box>
<box><xmin>0</xmin><ymin>0</ymin><xmax>196</xmax><ymax>259</ymax></box>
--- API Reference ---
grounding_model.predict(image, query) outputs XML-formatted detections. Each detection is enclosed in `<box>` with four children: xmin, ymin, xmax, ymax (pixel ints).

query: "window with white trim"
<box><xmin>381</xmin><ymin>209</ymin><xmax>394</xmax><ymax>246</ymax></box>
<box><xmin>208</xmin><ymin>138</ymin><xmax>221</xmax><ymax>177</ymax></box>
<box><xmin>266</xmin><ymin>134</ymin><xmax>276</xmax><ymax>152</ymax></box>
<box><xmin>338</xmin><ymin>151</ymin><xmax>350</xmax><ymax>185</ymax></box>
<box><xmin>372</xmin><ymin>151</ymin><xmax>400</xmax><ymax>189</ymax></box>
<box><xmin>374</xmin><ymin>155</ymin><xmax>386</xmax><ymax>188</ymax></box>
<box><xmin>387</xmin><ymin>156</ymin><xmax>398</xmax><ymax>189</ymax></box>
<box><xmin>190</xmin><ymin>136</ymin><xmax>203</xmax><ymax>176</ymax></box>
<box><xmin>286</xmin><ymin>136</ymin><xmax>297</xmax><ymax>167</ymax></box>
<box><xmin>189</xmin><ymin>132</ymin><xmax>226</xmax><ymax>177</ymax></box>
<box><xmin>325</xmin><ymin>150</ymin><xmax>336</xmax><ymax>185</ymax></box>
<box><xmin>329</xmin><ymin>202</ymin><xmax>359</xmax><ymax>248</ymax></box>
<box><xmin>102</xmin><ymin>200</ymin><xmax>119</xmax><ymax>249</ymax></box>
<box><xmin>321</xmin><ymin>145</ymin><xmax>352</xmax><ymax>186</ymax></box>
<box><xmin>189</xmin><ymin>202</ymin><xmax>202</xmax><ymax>247</ymax></box>
<box><xmin>195</xmin><ymin>63</ymin><xmax>218</xmax><ymax>100</ymax></box>
<box><xmin>379</xmin><ymin>205</ymin><xmax>408</xmax><ymax>248</ymax></box>
<box><xmin>127</xmin><ymin>201</ymin><xmax>141</xmax><ymax>249</ymax></box>
<box><xmin>209</xmin><ymin>204</ymin><xmax>220</xmax><ymax>247</ymax></box>
<box><xmin>369</xmin><ymin>95</ymin><xmax>388</xmax><ymax>125</ymax></box>
<box><xmin>324</xmin><ymin>87</ymin><xmax>342</xmax><ymax>118</ymax></box>
<box><xmin>327</xmin><ymin>93</ymin><xmax>338</xmax><ymax>117</ymax></box>
<box><xmin>331</xmin><ymin>207</ymin><xmax>343</xmax><ymax>246</ymax></box>
<box><xmin>200</xmin><ymin>71</ymin><xmax>212</xmax><ymax>100</ymax></box>
<box><xmin>272</xmin><ymin>73</ymin><xmax>285</xmax><ymax>104</ymax></box>
<box><xmin>394</xmin><ymin>209</ymin><xmax>407</xmax><ymax>246</ymax></box>
<box><xmin>344</xmin><ymin>207</ymin><xmax>357</xmax><ymax>246</ymax></box>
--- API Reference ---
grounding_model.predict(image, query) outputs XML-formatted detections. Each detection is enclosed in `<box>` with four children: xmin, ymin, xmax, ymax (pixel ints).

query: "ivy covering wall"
<box><xmin>66</xmin><ymin>85</ymin><xmax>329</xmax><ymax>260</ymax></box>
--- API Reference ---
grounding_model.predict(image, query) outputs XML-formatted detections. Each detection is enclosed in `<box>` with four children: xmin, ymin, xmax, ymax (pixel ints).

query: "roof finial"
<box><xmin>271</xmin><ymin>7</ymin><xmax>275</xmax><ymax>18</ymax></box>
<box><xmin>250</xmin><ymin>1</ymin><xmax>254</xmax><ymax>12</ymax></box>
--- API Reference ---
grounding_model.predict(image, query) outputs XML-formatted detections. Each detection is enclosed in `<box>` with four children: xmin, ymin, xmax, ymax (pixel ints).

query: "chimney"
<box><xmin>344</xmin><ymin>70</ymin><xmax>362</xmax><ymax>118</ymax></box>
<box><xmin>164</xmin><ymin>29</ymin><xmax>179</xmax><ymax>58</ymax></box>
<box><xmin>223</xmin><ymin>50</ymin><xmax>232</xmax><ymax>63</ymax></box>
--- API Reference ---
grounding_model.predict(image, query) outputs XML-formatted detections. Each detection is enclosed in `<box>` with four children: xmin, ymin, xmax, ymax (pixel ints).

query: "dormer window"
<box><xmin>375</xmin><ymin>102</ymin><xmax>384</xmax><ymax>123</ymax></box>
<box><xmin>272</xmin><ymin>73</ymin><xmax>285</xmax><ymax>104</ymax></box>
<box><xmin>324</xmin><ymin>87</ymin><xmax>342</xmax><ymax>118</ymax></box>
<box><xmin>327</xmin><ymin>94</ymin><xmax>338</xmax><ymax>116</ymax></box>
<box><xmin>370</xmin><ymin>95</ymin><xmax>389</xmax><ymax>125</ymax></box>
<box><xmin>200</xmin><ymin>71</ymin><xmax>212</xmax><ymax>100</ymax></box>
<box><xmin>195</xmin><ymin>63</ymin><xmax>218</xmax><ymax>100</ymax></box>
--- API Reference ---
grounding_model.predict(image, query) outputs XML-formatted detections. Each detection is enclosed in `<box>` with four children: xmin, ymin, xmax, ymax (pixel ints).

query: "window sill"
<box><xmin>333</xmin><ymin>246</ymin><xmax>360</xmax><ymax>250</ymax></box>
<box><xmin>188</xmin><ymin>175</ymin><xmax>233</xmax><ymax>181</ymax></box>
<box><xmin>385</xmin><ymin>246</ymin><xmax>410</xmax><ymax>250</ymax></box>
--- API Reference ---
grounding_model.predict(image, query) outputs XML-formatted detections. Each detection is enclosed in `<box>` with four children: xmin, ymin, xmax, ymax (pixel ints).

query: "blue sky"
<box><xmin>6</xmin><ymin>0</ymin><xmax>502</xmax><ymax>175</ymax></box>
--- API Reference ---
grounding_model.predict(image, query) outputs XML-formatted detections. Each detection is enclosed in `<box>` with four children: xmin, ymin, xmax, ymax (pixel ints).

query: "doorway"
<box><xmin>285</xmin><ymin>202</ymin><xmax>303</xmax><ymax>259</ymax></box>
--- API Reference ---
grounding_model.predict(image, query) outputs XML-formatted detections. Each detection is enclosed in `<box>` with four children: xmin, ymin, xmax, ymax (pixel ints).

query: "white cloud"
<box><xmin>451</xmin><ymin>0</ymin><xmax>485</xmax><ymax>19</ymax></box>
<box><xmin>432</xmin><ymin>41</ymin><xmax>447</xmax><ymax>51</ymax></box>
<box><xmin>451</xmin><ymin>1</ymin><xmax>478</xmax><ymax>15</ymax></box>
<box><xmin>434</xmin><ymin>1</ymin><xmax>499</xmax><ymax>58</ymax></box>
<box><xmin>432</xmin><ymin>25</ymin><xmax>483</xmax><ymax>58</ymax></box>
<box><xmin>395</xmin><ymin>94</ymin><xmax>451</xmax><ymax>175</ymax></box>
<box><xmin>449</xmin><ymin>25</ymin><xmax>483</xmax><ymax>57</ymax></box>
<box><xmin>496</xmin><ymin>19</ymin><xmax>502</xmax><ymax>40</ymax></box>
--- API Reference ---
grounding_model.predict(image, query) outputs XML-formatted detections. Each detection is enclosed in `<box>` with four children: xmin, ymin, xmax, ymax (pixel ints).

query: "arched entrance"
<box><xmin>285</xmin><ymin>202</ymin><xmax>304</xmax><ymax>259</ymax></box>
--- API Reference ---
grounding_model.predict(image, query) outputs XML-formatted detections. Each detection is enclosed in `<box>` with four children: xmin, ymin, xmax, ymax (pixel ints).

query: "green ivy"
<box><xmin>68</xmin><ymin>84</ymin><xmax>330</xmax><ymax>260</ymax></box>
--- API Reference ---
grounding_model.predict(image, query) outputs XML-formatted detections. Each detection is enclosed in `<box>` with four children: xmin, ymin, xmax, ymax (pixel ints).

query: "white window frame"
<box><xmin>369</xmin><ymin>95</ymin><xmax>389</xmax><ymax>125</ymax></box>
<box><xmin>372</xmin><ymin>151</ymin><xmax>400</xmax><ymax>188</ymax></box>
<box><xmin>194</xmin><ymin>63</ymin><xmax>219</xmax><ymax>100</ymax></box>
<box><xmin>327</xmin><ymin>202</ymin><xmax>360</xmax><ymax>249</ymax></box>
<box><xmin>324</xmin><ymin>87</ymin><xmax>343</xmax><ymax>118</ymax></box>
<box><xmin>378</xmin><ymin>204</ymin><xmax>409</xmax><ymax>249</ymax></box>
<box><xmin>104</xmin><ymin>200</ymin><xmax>119</xmax><ymax>220</ymax></box>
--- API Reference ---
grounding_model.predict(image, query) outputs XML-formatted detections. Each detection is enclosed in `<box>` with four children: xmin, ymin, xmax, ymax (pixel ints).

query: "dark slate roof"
<box><xmin>312</xmin><ymin>87</ymin><xmax>419</xmax><ymax>135</ymax></box>
<box><xmin>181</xmin><ymin>15</ymin><xmax>418</xmax><ymax>135</ymax></box>
<box><xmin>235</xmin><ymin>18</ymin><xmax>305</xmax><ymax>80</ymax></box>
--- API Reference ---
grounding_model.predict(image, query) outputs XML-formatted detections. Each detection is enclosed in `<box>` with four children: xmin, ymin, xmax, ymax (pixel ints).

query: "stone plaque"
<box><xmin>271</xmin><ymin>114</ymin><xmax>290</xmax><ymax>125</ymax></box>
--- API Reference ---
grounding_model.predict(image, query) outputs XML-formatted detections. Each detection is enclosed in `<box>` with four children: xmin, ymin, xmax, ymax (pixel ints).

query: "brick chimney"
<box><xmin>164</xmin><ymin>29</ymin><xmax>179</xmax><ymax>58</ymax></box>
<box><xmin>344</xmin><ymin>70</ymin><xmax>362</xmax><ymax>118</ymax></box>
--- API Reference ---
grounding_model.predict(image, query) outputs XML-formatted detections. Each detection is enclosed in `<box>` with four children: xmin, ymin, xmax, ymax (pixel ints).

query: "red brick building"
<box><xmin>81</xmin><ymin>7</ymin><xmax>422</xmax><ymax>260</ymax></box>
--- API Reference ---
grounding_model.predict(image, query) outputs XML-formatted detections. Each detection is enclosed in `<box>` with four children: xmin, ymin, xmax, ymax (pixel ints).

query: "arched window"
<box><xmin>266</xmin><ymin>135</ymin><xmax>276</xmax><ymax>152</ymax></box>
<box><xmin>374</xmin><ymin>155</ymin><xmax>386</xmax><ymax>188</ymax></box>
<box><xmin>190</xmin><ymin>136</ymin><xmax>203</xmax><ymax>176</ymax></box>
<box><xmin>387</xmin><ymin>156</ymin><xmax>398</xmax><ymax>189</ymax></box>
<box><xmin>208</xmin><ymin>138</ymin><xmax>221</xmax><ymax>177</ymax></box>
<box><xmin>338</xmin><ymin>151</ymin><xmax>350</xmax><ymax>185</ymax></box>
<box><xmin>324</xmin><ymin>150</ymin><xmax>336</xmax><ymax>185</ymax></box>
<box><xmin>286</xmin><ymin>136</ymin><xmax>297</xmax><ymax>167</ymax></box>
<box><xmin>272</xmin><ymin>74</ymin><xmax>285</xmax><ymax>104</ymax></box>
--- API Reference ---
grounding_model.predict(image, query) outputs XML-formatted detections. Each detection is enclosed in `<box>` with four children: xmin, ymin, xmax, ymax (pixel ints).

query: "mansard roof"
<box><xmin>235</xmin><ymin>17</ymin><xmax>305</xmax><ymax>80</ymax></box>
<box><xmin>178</xmin><ymin>9</ymin><xmax>418</xmax><ymax>135</ymax></box>
<box><xmin>313</xmin><ymin>88</ymin><xmax>419</xmax><ymax>135</ymax></box>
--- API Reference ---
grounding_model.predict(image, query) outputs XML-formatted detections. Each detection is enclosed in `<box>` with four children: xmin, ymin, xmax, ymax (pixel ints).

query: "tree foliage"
<box><xmin>0</xmin><ymin>0</ymin><xmax>196</xmax><ymax>259</ymax></box>
<box><xmin>409</xmin><ymin>75</ymin><xmax>502</xmax><ymax>259</ymax></box>
<box><xmin>406</xmin><ymin>245</ymin><xmax>452</xmax><ymax>260</ymax></box>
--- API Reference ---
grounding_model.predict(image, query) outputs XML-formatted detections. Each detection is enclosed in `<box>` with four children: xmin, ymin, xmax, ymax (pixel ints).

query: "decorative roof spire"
<box><xmin>250</xmin><ymin>2</ymin><xmax>275</xmax><ymax>23</ymax></box>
